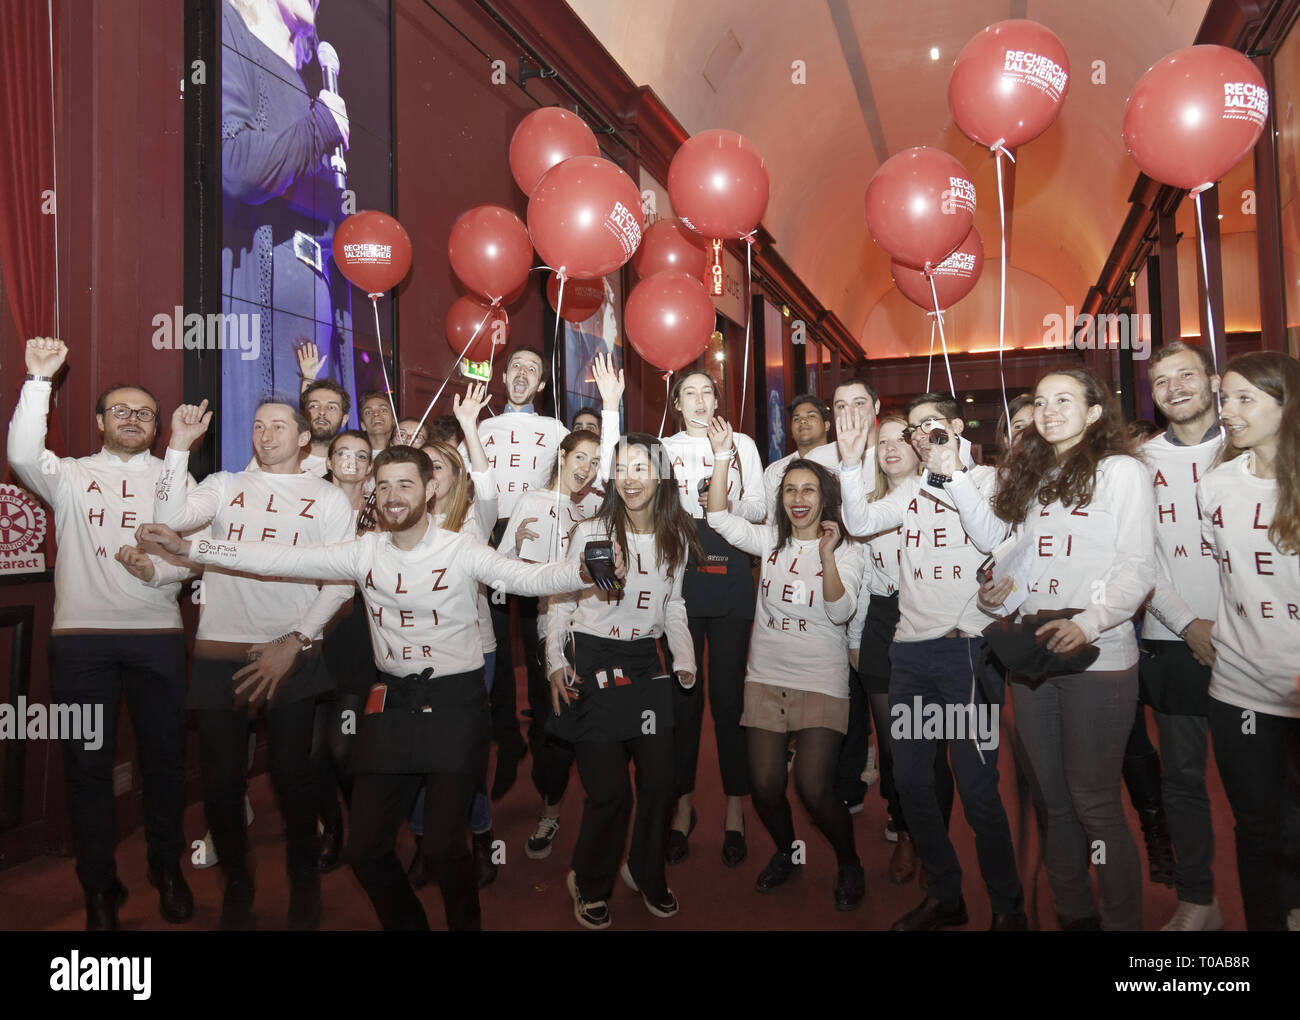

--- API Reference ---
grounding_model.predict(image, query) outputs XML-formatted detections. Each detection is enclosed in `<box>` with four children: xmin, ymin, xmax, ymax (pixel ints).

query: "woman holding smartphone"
<box><xmin>502</xmin><ymin>430</ymin><xmax>603</xmax><ymax>861</ymax></box>
<box><xmin>1197</xmin><ymin>351</ymin><xmax>1300</xmax><ymax>930</ymax></box>
<box><xmin>593</xmin><ymin>354</ymin><xmax>762</xmax><ymax>866</ymax></box>
<box><xmin>700</xmin><ymin>417</ymin><xmax>867</xmax><ymax>909</ymax></box>
<box><xmin>546</xmin><ymin>433</ymin><xmax>699</xmax><ymax>929</ymax></box>
<box><xmin>942</xmin><ymin>369</ymin><xmax>1155</xmax><ymax>930</ymax></box>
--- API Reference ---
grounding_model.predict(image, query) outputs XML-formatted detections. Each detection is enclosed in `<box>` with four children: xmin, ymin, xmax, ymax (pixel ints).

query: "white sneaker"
<box><xmin>525</xmin><ymin>814</ymin><xmax>561</xmax><ymax>860</ymax></box>
<box><xmin>192</xmin><ymin>831</ymin><xmax>219</xmax><ymax>870</ymax></box>
<box><xmin>1161</xmin><ymin>899</ymin><xmax>1223</xmax><ymax>931</ymax></box>
<box><xmin>884</xmin><ymin>818</ymin><xmax>900</xmax><ymax>843</ymax></box>
<box><xmin>860</xmin><ymin>745</ymin><xmax>879</xmax><ymax>786</ymax></box>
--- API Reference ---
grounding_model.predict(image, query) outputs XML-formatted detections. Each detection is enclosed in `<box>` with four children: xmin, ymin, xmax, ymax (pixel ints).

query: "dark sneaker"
<box><xmin>525</xmin><ymin>814</ymin><xmax>560</xmax><ymax>860</ymax></box>
<box><xmin>566</xmin><ymin>870</ymin><xmax>611</xmax><ymax>930</ymax></box>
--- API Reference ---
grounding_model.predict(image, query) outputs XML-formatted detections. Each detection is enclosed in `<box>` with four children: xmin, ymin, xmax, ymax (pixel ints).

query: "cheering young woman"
<box><xmin>593</xmin><ymin>354</ymin><xmax>762</xmax><ymax>866</ymax></box>
<box><xmin>845</xmin><ymin>415</ymin><xmax>953</xmax><ymax>886</ymax></box>
<box><xmin>1197</xmin><ymin>351</ymin><xmax>1300</xmax><ymax>931</ymax></box>
<box><xmin>501</xmin><ymin>430</ymin><xmax>604</xmax><ymax>861</ymax></box>
<box><xmin>546</xmin><ymin>433</ymin><xmax>700</xmax><ymax>929</ymax></box>
<box><xmin>943</xmin><ymin>369</ymin><xmax>1155</xmax><ymax>931</ymax></box>
<box><xmin>700</xmin><ymin>417</ymin><xmax>867</xmax><ymax>909</ymax></box>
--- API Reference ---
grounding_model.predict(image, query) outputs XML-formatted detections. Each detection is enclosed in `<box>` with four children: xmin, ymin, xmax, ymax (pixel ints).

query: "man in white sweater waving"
<box><xmin>152</xmin><ymin>397</ymin><xmax>354</xmax><ymax>930</ymax></box>
<box><xmin>6</xmin><ymin>338</ymin><xmax>196</xmax><ymax>931</ymax></box>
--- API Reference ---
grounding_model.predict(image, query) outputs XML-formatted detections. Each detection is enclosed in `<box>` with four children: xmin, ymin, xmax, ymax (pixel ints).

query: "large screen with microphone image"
<box><xmin>217</xmin><ymin>0</ymin><xmax>393</xmax><ymax>471</ymax></box>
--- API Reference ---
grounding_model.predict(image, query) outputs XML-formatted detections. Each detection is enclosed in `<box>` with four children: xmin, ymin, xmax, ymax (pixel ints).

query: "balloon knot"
<box><xmin>741</xmin><ymin>231</ymin><xmax>757</xmax><ymax>246</ymax></box>
<box><xmin>367</xmin><ymin>292</ymin><xmax>382</xmax><ymax>301</ymax></box>
<box><xmin>1189</xmin><ymin>183</ymin><xmax>1212</xmax><ymax>196</ymax></box>
<box><xmin>661</xmin><ymin>371</ymin><xmax>672</xmax><ymax>383</ymax></box>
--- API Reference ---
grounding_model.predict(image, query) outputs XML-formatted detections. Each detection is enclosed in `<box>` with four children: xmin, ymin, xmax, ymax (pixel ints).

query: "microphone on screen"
<box><xmin>317</xmin><ymin>41</ymin><xmax>348</xmax><ymax>192</ymax></box>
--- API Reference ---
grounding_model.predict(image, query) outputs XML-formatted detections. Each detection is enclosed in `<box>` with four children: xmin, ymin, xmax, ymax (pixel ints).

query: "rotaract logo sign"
<box><xmin>0</xmin><ymin>483</ymin><xmax>47</xmax><ymax>575</ymax></box>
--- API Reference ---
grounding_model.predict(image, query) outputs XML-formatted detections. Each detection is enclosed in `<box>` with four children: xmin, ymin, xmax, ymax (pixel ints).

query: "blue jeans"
<box><xmin>889</xmin><ymin>637</ymin><xmax>1023</xmax><ymax>915</ymax></box>
<box><xmin>411</xmin><ymin>652</ymin><xmax>495</xmax><ymax>836</ymax></box>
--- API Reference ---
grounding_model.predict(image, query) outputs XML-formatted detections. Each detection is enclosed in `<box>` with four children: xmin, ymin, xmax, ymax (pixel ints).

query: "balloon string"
<box><xmin>660</xmin><ymin>371</ymin><xmax>670</xmax><ymax>439</ymax></box>
<box><xmin>370</xmin><ymin>295</ymin><xmax>400</xmax><ymax>436</ymax></box>
<box><xmin>739</xmin><ymin>235</ymin><xmax>754</xmax><ymax>427</ymax></box>
<box><xmin>1191</xmin><ymin>189</ymin><xmax>1221</xmax><ymax>382</ymax></box>
<box><xmin>552</xmin><ymin>273</ymin><xmax>565</xmax><ymax>421</ymax></box>
<box><xmin>927</xmin><ymin>273</ymin><xmax>957</xmax><ymax>399</ymax></box>
<box><xmin>925</xmin><ymin>311</ymin><xmax>942</xmax><ymax>392</ymax></box>
<box><xmin>994</xmin><ymin>148</ymin><xmax>1011</xmax><ymax>436</ymax></box>
<box><xmin>413</xmin><ymin>301</ymin><xmax>495</xmax><ymax>440</ymax></box>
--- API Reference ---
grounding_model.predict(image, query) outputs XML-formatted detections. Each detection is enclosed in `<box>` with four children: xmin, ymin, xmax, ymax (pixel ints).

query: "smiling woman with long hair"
<box><xmin>946</xmin><ymin>368</ymin><xmax>1155</xmax><ymax>930</ymax></box>
<box><xmin>1197</xmin><ymin>351</ymin><xmax>1300</xmax><ymax>930</ymax></box>
<box><xmin>702</xmin><ymin>418</ymin><xmax>867</xmax><ymax>910</ymax></box>
<box><xmin>545</xmin><ymin>433</ymin><xmax>702</xmax><ymax>929</ymax></box>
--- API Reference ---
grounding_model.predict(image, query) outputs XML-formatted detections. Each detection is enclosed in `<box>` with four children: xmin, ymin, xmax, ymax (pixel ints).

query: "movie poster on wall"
<box><xmin>763</xmin><ymin>299</ymin><xmax>787</xmax><ymax>463</ymax></box>
<box><xmin>563</xmin><ymin>274</ymin><xmax>625</xmax><ymax>433</ymax></box>
<box><xmin>217</xmin><ymin>0</ymin><xmax>393</xmax><ymax>471</ymax></box>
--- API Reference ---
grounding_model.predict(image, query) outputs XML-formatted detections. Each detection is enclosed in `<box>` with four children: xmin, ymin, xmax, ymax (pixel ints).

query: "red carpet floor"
<box><xmin>0</xmin><ymin>673</ymin><xmax>1245</xmax><ymax>931</ymax></box>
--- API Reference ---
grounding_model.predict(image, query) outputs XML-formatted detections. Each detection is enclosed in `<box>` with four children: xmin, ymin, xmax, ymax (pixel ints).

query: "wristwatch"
<box><xmin>289</xmin><ymin>631</ymin><xmax>315</xmax><ymax>653</ymax></box>
<box><xmin>25</xmin><ymin>373</ymin><xmax>53</xmax><ymax>382</ymax></box>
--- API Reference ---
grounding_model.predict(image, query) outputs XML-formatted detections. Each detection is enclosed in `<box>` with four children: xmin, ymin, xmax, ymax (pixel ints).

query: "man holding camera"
<box><xmin>836</xmin><ymin>393</ymin><xmax>1025</xmax><ymax>932</ymax></box>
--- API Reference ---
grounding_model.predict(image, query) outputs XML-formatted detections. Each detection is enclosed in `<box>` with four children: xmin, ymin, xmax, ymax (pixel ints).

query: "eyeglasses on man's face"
<box><xmin>902</xmin><ymin>417</ymin><xmax>947</xmax><ymax>442</ymax></box>
<box><xmin>105</xmin><ymin>404</ymin><xmax>157</xmax><ymax>423</ymax></box>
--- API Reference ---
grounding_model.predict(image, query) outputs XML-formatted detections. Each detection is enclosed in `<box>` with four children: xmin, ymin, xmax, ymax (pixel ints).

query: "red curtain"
<box><xmin>0</xmin><ymin>0</ymin><xmax>58</xmax><ymax>344</ymax></box>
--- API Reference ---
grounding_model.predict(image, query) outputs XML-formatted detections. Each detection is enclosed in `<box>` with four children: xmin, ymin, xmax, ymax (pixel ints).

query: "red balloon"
<box><xmin>332</xmin><ymin>211</ymin><xmax>412</xmax><ymax>294</ymax></box>
<box><xmin>509</xmin><ymin>107</ymin><xmax>601</xmax><ymax>196</ymax></box>
<box><xmin>547</xmin><ymin>273</ymin><xmax>605</xmax><ymax>323</ymax></box>
<box><xmin>1124</xmin><ymin>45</ymin><xmax>1269</xmax><ymax>192</ymax></box>
<box><xmin>667</xmin><ymin>129</ymin><xmax>769</xmax><ymax>240</ymax></box>
<box><xmin>864</xmin><ymin>147</ymin><xmax>975</xmax><ymax>270</ymax></box>
<box><xmin>446</xmin><ymin>295</ymin><xmax>508</xmax><ymax>363</ymax></box>
<box><xmin>447</xmin><ymin>205</ymin><xmax>534</xmax><ymax>302</ymax></box>
<box><xmin>633</xmin><ymin>218</ymin><xmax>708</xmax><ymax>280</ymax></box>
<box><xmin>624</xmin><ymin>273</ymin><xmax>715</xmax><ymax>373</ymax></box>
<box><xmin>528</xmin><ymin>156</ymin><xmax>643</xmax><ymax>278</ymax></box>
<box><xmin>949</xmin><ymin>20</ymin><xmax>1070</xmax><ymax>149</ymax></box>
<box><xmin>892</xmin><ymin>227</ymin><xmax>984</xmax><ymax>311</ymax></box>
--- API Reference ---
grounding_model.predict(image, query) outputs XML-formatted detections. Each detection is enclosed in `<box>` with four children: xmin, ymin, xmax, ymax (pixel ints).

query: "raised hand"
<box><xmin>294</xmin><ymin>340</ymin><xmax>324</xmax><ymax>381</ymax></box>
<box><xmin>453</xmin><ymin>381</ymin><xmax>489</xmax><ymax>429</ymax></box>
<box><xmin>168</xmin><ymin>399</ymin><xmax>212</xmax><ymax>452</ymax></box>
<box><xmin>928</xmin><ymin>443</ymin><xmax>961</xmax><ymax>480</ymax></box>
<box><xmin>836</xmin><ymin>406</ymin><xmax>870</xmax><ymax>468</ymax></box>
<box><xmin>26</xmin><ymin>337</ymin><xmax>68</xmax><ymax>377</ymax></box>
<box><xmin>513</xmin><ymin>516</ymin><xmax>540</xmax><ymax>557</ymax></box>
<box><xmin>818</xmin><ymin>520</ymin><xmax>841</xmax><ymax>559</ymax></box>
<box><xmin>115</xmin><ymin>545</ymin><xmax>155</xmax><ymax>583</ymax></box>
<box><xmin>706</xmin><ymin>416</ymin><xmax>734</xmax><ymax>456</ymax></box>
<box><xmin>591</xmin><ymin>352</ymin><xmax>624</xmax><ymax>412</ymax></box>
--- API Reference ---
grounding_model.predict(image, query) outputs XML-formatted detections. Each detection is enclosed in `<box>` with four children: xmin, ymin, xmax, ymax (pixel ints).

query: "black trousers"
<box><xmin>572</xmin><ymin>733</ymin><xmax>675</xmax><ymax>902</ymax></box>
<box><xmin>487</xmin><ymin>533</ymin><xmax>536</xmax><ymax>759</ymax></box>
<box><xmin>47</xmin><ymin>632</ymin><xmax>188</xmax><ymax>894</ymax></box>
<box><xmin>1208</xmin><ymin>696</ymin><xmax>1300</xmax><ymax>930</ymax></box>
<box><xmin>193</xmin><ymin>669</ymin><xmax>320</xmax><ymax>885</ymax></box>
<box><xmin>835</xmin><ymin>662</ymin><xmax>873</xmax><ymax>800</ymax></box>
<box><xmin>673</xmin><ymin>616</ymin><xmax>752</xmax><ymax>798</ymax></box>
<box><xmin>313</xmin><ymin>692</ymin><xmax>363</xmax><ymax>829</ymax></box>
<box><xmin>528</xmin><ymin>622</ymin><xmax>576</xmax><ymax>804</ymax></box>
<box><xmin>348</xmin><ymin>771</ymin><xmax>479</xmax><ymax>930</ymax></box>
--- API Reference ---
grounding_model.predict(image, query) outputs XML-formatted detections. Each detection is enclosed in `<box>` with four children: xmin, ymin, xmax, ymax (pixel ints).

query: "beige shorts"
<box><xmin>741</xmin><ymin>681</ymin><xmax>850</xmax><ymax>735</ymax></box>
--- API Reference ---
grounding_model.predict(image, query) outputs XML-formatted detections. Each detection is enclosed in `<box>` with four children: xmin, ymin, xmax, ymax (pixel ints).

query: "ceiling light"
<box><xmin>715</xmin><ymin>351</ymin><xmax>726</xmax><ymax>362</ymax></box>
<box><xmin>964</xmin><ymin>396</ymin><xmax>974</xmax><ymax>403</ymax></box>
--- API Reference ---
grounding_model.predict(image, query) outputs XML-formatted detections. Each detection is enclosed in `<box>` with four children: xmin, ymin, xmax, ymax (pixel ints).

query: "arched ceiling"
<box><xmin>567</xmin><ymin>0</ymin><xmax>1215</xmax><ymax>355</ymax></box>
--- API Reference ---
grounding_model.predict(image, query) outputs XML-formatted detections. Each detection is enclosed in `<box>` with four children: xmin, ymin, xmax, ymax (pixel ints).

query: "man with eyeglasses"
<box><xmin>7</xmin><ymin>337</ymin><xmax>197</xmax><ymax>930</ymax></box>
<box><xmin>761</xmin><ymin>394</ymin><xmax>841</xmax><ymax>523</ymax></box>
<box><xmin>836</xmin><ymin>391</ymin><xmax>1025</xmax><ymax>932</ymax></box>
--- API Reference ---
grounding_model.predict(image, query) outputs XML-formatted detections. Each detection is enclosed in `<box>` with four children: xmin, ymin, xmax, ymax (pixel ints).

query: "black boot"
<box><xmin>147</xmin><ymin>864</ymin><xmax>194</xmax><ymax>924</ymax></box>
<box><xmin>318</xmin><ymin>822</ymin><xmax>344</xmax><ymax>873</ymax></box>
<box><xmin>472</xmin><ymin>829</ymin><xmax>499</xmax><ymax>888</ymax></box>
<box><xmin>1124</xmin><ymin>749</ymin><xmax>1175</xmax><ymax>887</ymax></box>
<box><xmin>85</xmin><ymin>879</ymin><xmax>128</xmax><ymax>931</ymax></box>
<box><xmin>1138</xmin><ymin>806</ymin><xmax>1176</xmax><ymax>887</ymax></box>
<box><xmin>407</xmin><ymin>836</ymin><xmax>430</xmax><ymax>891</ymax></box>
